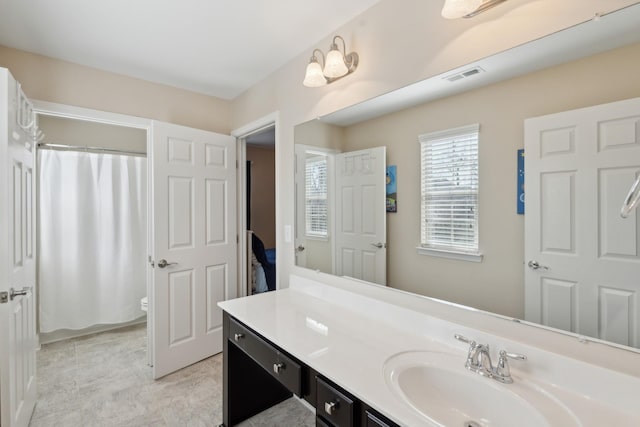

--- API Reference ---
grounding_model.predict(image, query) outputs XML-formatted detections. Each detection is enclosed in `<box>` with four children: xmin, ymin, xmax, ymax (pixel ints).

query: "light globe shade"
<box><xmin>323</xmin><ymin>48</ymin><xmax>349</xmax><ymax>78</ymax></box>
<box><xmin>303</xmin><ymin>60</ymin><xmax>326</xmax><ymax>87</ymax></box>
<box><xmin>441</xmin><ymin>0</ymin><xmax>482</xmax><ymax>19</ymax></box>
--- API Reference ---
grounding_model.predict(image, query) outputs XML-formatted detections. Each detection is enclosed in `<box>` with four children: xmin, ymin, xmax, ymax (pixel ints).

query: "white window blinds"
<box><xmin>305</xmin><ymin>155</ymin><xmax>328</xmax><ymax>237</ymax></box>
<box><xmin>420</xmin><ymin>124</ymin><xmax>479</xmax><ymax>253</ymax></box>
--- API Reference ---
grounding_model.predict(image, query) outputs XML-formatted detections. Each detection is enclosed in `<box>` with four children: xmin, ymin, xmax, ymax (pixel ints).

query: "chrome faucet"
<box><xmin>467</xmin><ymin>341</ymin><xmax>493</xmax><ymax>377</ymax></box>
<box><xmin>455</xmin><ymin>334</ymin><xmax>526</xmax><ymax>384</ymax></box>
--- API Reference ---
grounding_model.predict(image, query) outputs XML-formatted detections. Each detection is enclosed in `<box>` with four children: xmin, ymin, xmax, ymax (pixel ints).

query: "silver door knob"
<box><xmin>371</xmin><ymin>242</ymin><xmax>386</xmax><ymax>249</ymax></box>
<box><xmin>157</xmin><ymin>259</ymin><xmax>177</xmax><ymax>268</ymax></box>
<box><xmin>10</xmin><ymin>286</ymin><xmax>30</xmax><ymax>301</ymax></box>
<box><xmin>296</xmin><ymin>245</ymin><xmax>305</xmax><ymax>253</ymax></box>
<box><xmin>527</xmin><ymin>260</ymin><xmax>548</xmax><ymax>270</ymax></box>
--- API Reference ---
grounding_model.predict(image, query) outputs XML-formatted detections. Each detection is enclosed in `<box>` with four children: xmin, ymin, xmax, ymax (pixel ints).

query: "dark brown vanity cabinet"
<box><xmin>222</xmin><ymin>312</ymin><xmax>399</xmax><ymax>427</ymax></box>
<box><xmin>223</xmin><ymin>314</ymin><xmax>304</xmax><ymax>426</ymax></box>
<box><xmin>228</xmin><ymin>316</ymin><xmax>302</xmax><ymax>395</ymax></box>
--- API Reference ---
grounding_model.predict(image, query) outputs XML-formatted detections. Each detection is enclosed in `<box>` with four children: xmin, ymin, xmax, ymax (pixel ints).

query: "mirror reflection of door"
<box><xmin>295</xmin><ymin>145</ymin><xmax>387</xmax><ymax>285</ymax></box>
<box><xmin>524</xmin><ymin>97</ymin><xmax>640</xmax><ymax>348</ymax></box>
<box><xmin>335</xmin><ymin>147</ymin><xmax>387</xmax><ymax>285</ymax></box>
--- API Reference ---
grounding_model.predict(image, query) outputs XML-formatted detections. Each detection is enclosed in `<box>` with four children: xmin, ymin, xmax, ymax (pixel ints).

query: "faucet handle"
<box><xmin>502</xmin><ymin>350</ymin><xmax>527</xmax><ymax>361</ymax></box>
<box><xmin>495</xmin><ymin>350</ymin><xmax>527</xmax><ymax>383</ymax></box>
<box><xmin>454</xmin><ymin>334</ymin><xmax>471</xmax><ymax>344</ymax></box>
<box><xmin>454</xmin><ymin>334</ymin><xmax>478</xmax><ymax>368</ymax></box>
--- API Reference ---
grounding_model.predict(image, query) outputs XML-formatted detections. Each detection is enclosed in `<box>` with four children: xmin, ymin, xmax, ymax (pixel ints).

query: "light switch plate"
<box><xmin>284</xmin><ymin>225</ymin><xmax>292</xmax><ymax>243</ymax></box>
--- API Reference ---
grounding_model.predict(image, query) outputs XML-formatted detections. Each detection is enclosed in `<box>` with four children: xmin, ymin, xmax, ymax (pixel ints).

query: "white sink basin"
<box><xmin>383</xmin><ymin>351</ymin><xmax>579</xmax><ymax>427</ymax></box>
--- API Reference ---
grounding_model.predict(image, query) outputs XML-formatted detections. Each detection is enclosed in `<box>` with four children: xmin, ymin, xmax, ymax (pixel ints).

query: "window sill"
<box><xmin>416</xmin><ymin>246</ymin><xmax>483</xmax><ymax>263</ymax></box>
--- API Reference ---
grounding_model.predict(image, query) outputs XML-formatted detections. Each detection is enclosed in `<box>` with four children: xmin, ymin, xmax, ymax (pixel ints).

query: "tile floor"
<box><xmin>30</xmin><ymin>324</ymin><xmax>315</xmax><ymax>427</ymax></box>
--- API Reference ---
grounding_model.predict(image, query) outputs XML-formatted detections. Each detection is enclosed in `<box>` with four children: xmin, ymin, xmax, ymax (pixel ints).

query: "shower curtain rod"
<box><xmin>37</xmin><ymin>142</ymin><xmax>146</xmax><ymax>157</ymax></box>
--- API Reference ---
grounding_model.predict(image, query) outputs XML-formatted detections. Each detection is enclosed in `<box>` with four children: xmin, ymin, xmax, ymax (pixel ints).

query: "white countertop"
<box><xmin>219</xmin><ymin>275</ymin><xmax>640</xmax><ymax>426</ymax></box>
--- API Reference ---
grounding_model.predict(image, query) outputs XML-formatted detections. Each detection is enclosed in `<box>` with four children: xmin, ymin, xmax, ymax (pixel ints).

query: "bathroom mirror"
<box><xmin>294</xmin><ymin>4</ymin><xmax>640</xmax><ymax>350</ymax></box>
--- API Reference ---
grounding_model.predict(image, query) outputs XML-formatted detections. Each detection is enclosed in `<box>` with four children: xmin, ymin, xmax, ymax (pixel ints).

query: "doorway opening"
<box><xmin>236</xmin><ymin>121</ymin><xmax>277</xmax><ymax>297</ymax></box>
<box><xmin>36</xmin><ymin>115</ymin><xmax>148</xmax><ymax>346</ymax></box>
<box><xmin>34</xmin><ymin>101</ymin><xmax>153</xmax><ymax>378</ymax></box>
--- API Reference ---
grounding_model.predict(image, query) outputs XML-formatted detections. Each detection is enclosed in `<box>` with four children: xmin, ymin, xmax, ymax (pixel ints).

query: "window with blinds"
<box><xmin>419</xmin><ymin>124</ymin><xmax>479</xmax><ymax>254</ymax></box>
<box><xmin>305</xmin><ymin>154</ymin><xmax>328</xmax><ymax>237</ymax></box>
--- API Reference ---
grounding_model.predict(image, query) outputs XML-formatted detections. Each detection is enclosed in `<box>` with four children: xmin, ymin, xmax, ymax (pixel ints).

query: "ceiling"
<box><xmin>0</xmin><ymin>0</ymin><xmax>383</xmax><ymax>100</ymax></box>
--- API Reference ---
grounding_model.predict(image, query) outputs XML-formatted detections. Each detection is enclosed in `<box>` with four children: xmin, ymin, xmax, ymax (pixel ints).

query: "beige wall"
<box><xmin>39</xmin><ymin>115</ymin><xmax>147</xmax><ymax>153</ymax></box>
<box><xmin>247</xmin><ymin>145</ymin><xmax>276</xmax><ymax>249</ymax></box>
<box><xmin>0</xmin><ymin>45</ymin><xmax>231</xmax><ymax>133</ymax></box>
<box><xmin>339</xmin><ymin>42</ymin><xmax>640</xmax><ymax>318</ymax></box>
<box><xmin>294</xmin><ymin>119</ymin><xmax>344</xmax><ymax>151</ymax></box>
<box><xmin>231</xmin><ymin>0</ymin><xmax>639</xmax><ymax>292</ymax></box>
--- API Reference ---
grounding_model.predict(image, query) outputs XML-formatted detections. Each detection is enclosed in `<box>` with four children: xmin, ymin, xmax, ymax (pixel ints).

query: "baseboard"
<box><xmin>39</xmin><ymin>316</ymin><xmax>147</xmax><ymax>345</ymax></box>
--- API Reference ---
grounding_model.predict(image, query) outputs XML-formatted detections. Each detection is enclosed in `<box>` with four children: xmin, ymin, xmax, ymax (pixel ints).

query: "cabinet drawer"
<box><xmin>273</xmin><ymin>351</ymin><xmax>302</xmax><ymax>396</ymax></box>
<box><xmin>316</xmin><ymin>416</ymin><xmax>332</xmax><ymax>427</ymax></box>
<box><xmin>316</xmin><ymin>376</ymin><xmax>355</xmax><ymax>427</ymax></box>
<box><xmin>229</xmin><ymin>317</ymin><xmax>302</xmax><ymax>395</ymax></box>
<box><xmin>364</xmin><ymin>409</ymin><xmax>399</xmax><ymax>427</ymax></box>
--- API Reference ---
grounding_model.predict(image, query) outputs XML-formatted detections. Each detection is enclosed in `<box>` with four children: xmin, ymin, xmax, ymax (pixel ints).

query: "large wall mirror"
<box><xmin>294</xmin><ymin>4</ymin><xmax>640</xmax><ymax>351</ymax></box>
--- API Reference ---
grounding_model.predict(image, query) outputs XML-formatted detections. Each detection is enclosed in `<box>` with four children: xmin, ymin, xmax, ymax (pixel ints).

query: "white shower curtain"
<box><xmin>38</xmin><ymin>149</ymin><xmax>147</xmax><ymax>333</ymax></box>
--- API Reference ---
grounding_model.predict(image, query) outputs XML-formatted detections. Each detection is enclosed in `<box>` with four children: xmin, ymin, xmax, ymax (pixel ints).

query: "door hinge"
<box><xmin>0</xmin><ymin>291</ymin><xmax>8</xmax><ymax>304</ymax></box>
<box><xmin>148</xmin><ymin>255</ymin><xmax>155</xmax><ymax>268</ymax></box>
<box><xmin>236</xmin><ymin>160</ymin><xmax>239</xmax><ymax>169</ymax></box>
<box><xmin>236</xmin><ymin>234</ymin><xmax>239</xmax><ymax>244</ymax></box>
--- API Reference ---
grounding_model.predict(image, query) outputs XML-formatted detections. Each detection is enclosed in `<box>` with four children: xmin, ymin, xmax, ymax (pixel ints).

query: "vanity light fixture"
<box><xmin>303</xmin><ymin>49</ymin><xmax>328</xmax><ymax>87</ymax></box>
<box><xmin>303</xmin><ymin>35</ymin><xmax>359</xmax><ymax>87</ymax></box>
<box><xmin>441</xmin><ymin>0</ymin><xmax>509</xmax><ymax>19</ymax></box>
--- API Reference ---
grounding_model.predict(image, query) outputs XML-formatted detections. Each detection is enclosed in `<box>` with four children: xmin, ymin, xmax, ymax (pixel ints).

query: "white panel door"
<box><xmin>335</xmin><ymin>147</ymin><xmax>386</xmax><ymax>285</ymax></box>
<box><xmin>525</xmin><ymin>97</ymin><xmax>640</xmax><ymax>347</ymax></box>
<box><xmin>0</xmin><ymin>70</ymin><xmax>37</xmax><ymax>427</ymax></box>
<box><xmin>151</xmin><ymin>120</ymin><xmax>236</xmax><ymax>379</ymax></box>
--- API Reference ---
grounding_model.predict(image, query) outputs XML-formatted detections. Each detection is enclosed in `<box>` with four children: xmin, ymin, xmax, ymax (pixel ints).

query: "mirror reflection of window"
<box><xmin>305</xmin><ymin>154</ymin><xmax>328</xmax><ymax>238</ymax></box>
<box><xmin>420</xmin><ymin>124</ymin><xmax>480</xmax><ymax>255</ymax></box>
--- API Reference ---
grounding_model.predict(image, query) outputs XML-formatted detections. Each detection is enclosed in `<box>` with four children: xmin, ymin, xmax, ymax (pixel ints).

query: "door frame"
<box><xmin>31</xmin><ymin>101</ymin><xmax>153</xmax><ymax>364</ymax></box>
<box><xmin>231</xmin><ymin>112</ymin><xmax>279</xmax><ymax>297</ymax></box>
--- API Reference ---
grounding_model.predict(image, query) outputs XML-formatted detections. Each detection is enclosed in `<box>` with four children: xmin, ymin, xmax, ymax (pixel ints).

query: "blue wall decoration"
<box><xmin>386</xmin><ymin>165</ymin><xmax>397</xmax><ymax>212</ymax></box>
<box><xmin>517</xmin><ymin>149</ymin><xmax>525</xmax><ymax>214</ymax></box>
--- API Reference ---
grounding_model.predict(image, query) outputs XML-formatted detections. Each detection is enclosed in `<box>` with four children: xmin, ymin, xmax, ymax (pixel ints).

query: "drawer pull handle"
<box><xmin>324</xmin><ymin>401</ymin><xmax>338</xmax><ymax>415</ymax></box>
<box><xmin>273</xmin><ymin>362</ymin><xmax>285</xmax><ymax>374</ymax></box>
<box><xmin>234</xmin><ymin>333</ymin><xmax>244</xmax><ymax>341</ymax></box>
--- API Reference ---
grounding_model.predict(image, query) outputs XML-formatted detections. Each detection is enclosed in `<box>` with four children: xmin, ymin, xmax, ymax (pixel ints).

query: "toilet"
<box><xmin>140</xmin><ymin>296</ymin><xmax>148</xmax><ymax>312</ymax></box>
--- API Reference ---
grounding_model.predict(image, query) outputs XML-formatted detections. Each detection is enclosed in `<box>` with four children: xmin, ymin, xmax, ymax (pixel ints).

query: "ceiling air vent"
<box><xmin>444</xmin><ymin>66</ymin><xmax>485</xmax><ymax>83</ymax></box>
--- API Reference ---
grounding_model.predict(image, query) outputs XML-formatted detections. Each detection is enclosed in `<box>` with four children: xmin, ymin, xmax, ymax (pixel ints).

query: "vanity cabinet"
<box><xmin>228</xmin><ymin>316</ymin><xmax>302</xmax><ymax>395</ymax></box>
<box><xmin>222</xmin><ymin>312</ymin><xmax>399</xmax><ymax>427</ymax></box>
